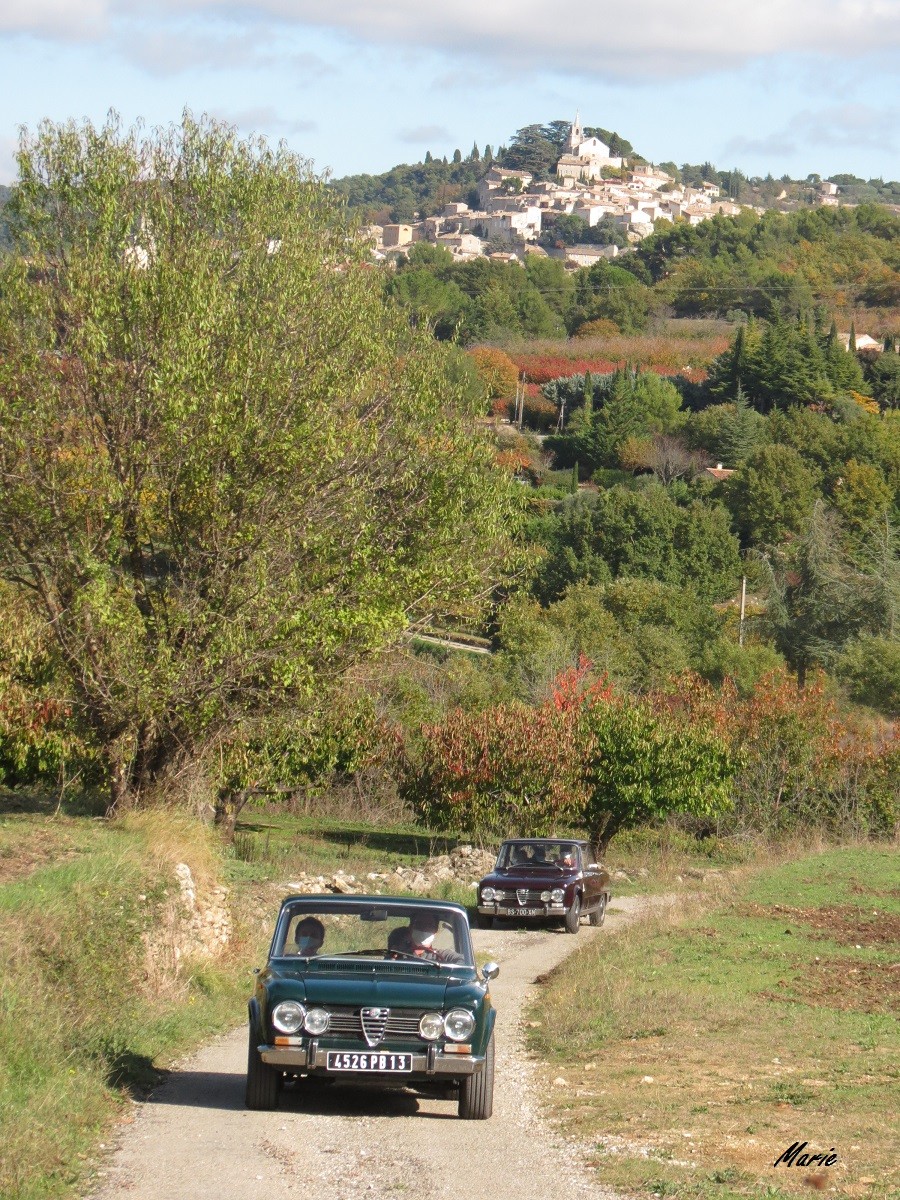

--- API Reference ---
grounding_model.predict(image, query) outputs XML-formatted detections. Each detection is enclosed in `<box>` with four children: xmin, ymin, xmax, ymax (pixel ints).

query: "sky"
<box><xmin>1</xmin><ymin>1</ymin><xmax>899</xmax><ymax>186</ymax></box>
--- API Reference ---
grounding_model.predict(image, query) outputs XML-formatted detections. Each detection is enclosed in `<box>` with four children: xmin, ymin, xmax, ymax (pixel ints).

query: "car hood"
<box><xmin>264</xmin><ymin>961</ymin><xmax>475</xmax><ymax>1009</ymax></box>
<box><xmin>480</xmin><ymin>867</ymin><xmax>578</xmax><ymax>888</ymax></box>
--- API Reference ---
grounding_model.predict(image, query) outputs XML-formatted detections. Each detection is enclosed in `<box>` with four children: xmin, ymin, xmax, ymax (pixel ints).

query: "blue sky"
<box><xmin>1</xmin><ymin>1</ymin><xmax>899</xmax><ymax>186</ymax></box>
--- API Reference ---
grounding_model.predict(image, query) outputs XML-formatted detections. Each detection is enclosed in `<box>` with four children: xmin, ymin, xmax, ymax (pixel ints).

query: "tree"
<box><xmin>581</xmin><ymin>695</ymin><xmax>734</xmax><ymax>851</ymax></box>
<box><xmin>466</xmin><ymin>347</ymin><xmax>519</xmax><ymax>398</ymax></box>
<box><xmin>725</xmin><ymin>444</ymin><xmax>819</xmax><ymax>547</ymax></box>
<box><xmin>0</xmin><ymin>114</ymin><xmax>520</xmax><ymax>813</ymax></box>
<box><xmin>759</xmin><ymin>503</ymin><xmax>888</xmax><ymax>688</ymax></box>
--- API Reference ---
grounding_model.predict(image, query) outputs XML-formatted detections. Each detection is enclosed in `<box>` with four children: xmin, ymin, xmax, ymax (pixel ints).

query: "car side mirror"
<box><xmin>481</xmin><ymin>961</ymin><xmax>499</xmax><ymax>982</ymax></box>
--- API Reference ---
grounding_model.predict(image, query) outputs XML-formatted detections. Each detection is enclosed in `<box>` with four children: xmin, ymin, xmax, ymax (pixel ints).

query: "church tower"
<box><xmin>566</xmin><ymin>111</ymin><xmax>584</xmax><ymax>154</ymax></box>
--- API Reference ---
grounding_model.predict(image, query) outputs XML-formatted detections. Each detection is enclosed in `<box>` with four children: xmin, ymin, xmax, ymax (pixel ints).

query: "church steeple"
<box><xmin>567</xmin><ymin>111</ymin><xmax>583</xmax><ymax>153</ymax></box>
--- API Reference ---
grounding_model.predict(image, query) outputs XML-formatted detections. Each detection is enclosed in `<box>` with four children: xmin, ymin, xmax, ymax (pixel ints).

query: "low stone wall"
<box><xmin>280</xmin><ymin>843</ymin><xmax>497</xmax><ymax>899</ymax></box>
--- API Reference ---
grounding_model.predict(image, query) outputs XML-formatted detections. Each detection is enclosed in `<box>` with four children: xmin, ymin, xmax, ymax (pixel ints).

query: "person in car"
<box><xmin>387</xmin><ymin>914</ymin><xmax>463</xmax><ymax>964</ymax></box>
<box><xmin>293</xmin><ymin>916</ymin><xmax>325</xmax><ymax>956</ymax></box>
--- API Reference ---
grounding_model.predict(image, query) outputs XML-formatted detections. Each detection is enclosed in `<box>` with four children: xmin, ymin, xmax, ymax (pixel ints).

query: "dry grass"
<box><xmin>529</xmin><ymin>846</ymin><xmax>900</xmax><ymax>1200</ymax></box>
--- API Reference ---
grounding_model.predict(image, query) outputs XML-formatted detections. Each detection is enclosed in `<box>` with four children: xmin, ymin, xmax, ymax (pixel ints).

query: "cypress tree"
<box><xmin>848</xmin><ymin>322</ymin><xmax>857</xmax><ymax>353</ymax></box>
<box><xmin>470</xmin><ymin>142</ymin><xmax>480</xmax><ymax>162</ymax></box>
<box><xmin>583</xmin><ymin>370</ymin><xmax>594</xmax><ymax>418</ymax></box>
<box><xmin>570</xmin><ymin>463</ymin><xmax>579</xmax><ymax>493</ymax></box>
<box><xmin>424</xmin><ymin>150</ymin><xmax>433</xmax><ymax>164</ymax></box>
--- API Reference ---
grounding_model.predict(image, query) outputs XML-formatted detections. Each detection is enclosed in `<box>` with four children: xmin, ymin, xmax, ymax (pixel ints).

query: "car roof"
<box><xmin>277</xmin><ymin>894</ymin><xmax>469</xmax><ymax>916</ymax></box>
<box><xmin>500</xmin><ymin>837</ymin><xmax>588</xmax><ymax>845</ymax></box>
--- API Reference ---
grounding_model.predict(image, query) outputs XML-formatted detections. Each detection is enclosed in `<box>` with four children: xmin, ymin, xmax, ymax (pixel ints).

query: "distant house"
<box><xmin>840</xmin><ymin>332</ymin><xmax>883</xmax><ymax>352</ymax></box>
<box><xmin>704</xmin><ymin>463</ymin><xmax>735</xmax><ymax>481</ymax></box>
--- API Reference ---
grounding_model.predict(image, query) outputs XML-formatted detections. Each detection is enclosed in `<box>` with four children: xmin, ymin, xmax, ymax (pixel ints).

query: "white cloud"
<box><xmin>724</xmin><ymin>103</ymin><xmax>899</xmax><ymax>163</ymax></box>
<box><xmin>218</xmin><ymin>106</ymin><xmax>317</xmax><ymax>135</ymax></box>
<box><xmin>0</xmin><ymin>0</ymin><xmax>109</xmax><ymax>39</ymax></box>
<box><xmin>7</xmin><ymin>0</ymin><xmax>900</xmax><ymax>80</ymax></box>
<box><xmin>399</xmin><ymin>124</ymin><xmax>451</xmax><ymax>144</ymax></box>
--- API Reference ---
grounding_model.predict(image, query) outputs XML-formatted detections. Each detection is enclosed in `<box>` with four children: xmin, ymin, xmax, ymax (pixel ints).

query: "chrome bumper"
<box><xmin>477</xmin><ymin>904</ymin><xmax>565</xmax><ymax>916</ymax></box>
<box><xmin>260</xmin><ymin>1043</ymin><xmax>482</xmax><ymax>1075</ymax></box>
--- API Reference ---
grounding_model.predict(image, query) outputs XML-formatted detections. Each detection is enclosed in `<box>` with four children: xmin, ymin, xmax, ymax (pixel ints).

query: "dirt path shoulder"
<box><xmin>89</xmin><ymin>898</ymin><xmax>653</xmax><ymax>1200</ymax></box>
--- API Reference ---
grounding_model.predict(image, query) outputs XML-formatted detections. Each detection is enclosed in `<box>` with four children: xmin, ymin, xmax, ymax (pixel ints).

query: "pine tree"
<box><xmin>719</xmin><ymin>385</ymin><xmax>762</xmax><ymax>465</ymax></box>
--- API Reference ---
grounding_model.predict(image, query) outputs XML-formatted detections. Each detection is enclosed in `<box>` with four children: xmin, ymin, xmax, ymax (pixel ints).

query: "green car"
<box><xmin>247</xmin><ymin>895</ymin><xmax>499</xmax><ymax>1119</ymax></box>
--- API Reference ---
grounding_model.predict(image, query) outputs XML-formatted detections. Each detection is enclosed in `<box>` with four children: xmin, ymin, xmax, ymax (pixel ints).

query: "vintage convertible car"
<box><xmin>477</xmin><ymin>838</ymin><xmax>611</xmax><ymax>934</ymax></box>
<box><xmin>247</xmin><ymin>895</ymin><xmax>498</xmax><ymax>1119</ymax></box>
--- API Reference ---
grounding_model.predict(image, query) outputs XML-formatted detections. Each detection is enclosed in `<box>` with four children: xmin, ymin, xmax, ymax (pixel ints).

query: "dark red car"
<box><xmin>476</xmin><ymin>838</ymin><xmax>611</xmax><ymax>934</ymax></box>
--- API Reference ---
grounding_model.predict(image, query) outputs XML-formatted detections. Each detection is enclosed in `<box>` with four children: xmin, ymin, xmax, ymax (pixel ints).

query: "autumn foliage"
<box><xmin>394</xmin><ymin>663</ymin><xmax>898</xmax><ymax>847</ymax></box>
<box><xmin>466</xmin><ymin>347</ymin><xmax>520</xmax><ymax>398</ymax></box>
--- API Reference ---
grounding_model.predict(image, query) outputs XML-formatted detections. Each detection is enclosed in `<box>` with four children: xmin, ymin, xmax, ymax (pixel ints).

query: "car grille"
<box><xmin>493</xmin><ymin>889</ymin><xmax>548</xmax><ymax>903</ymax></box>
<box><xmin>323</xmin><ymin>1007</ymin><xmax>428</xmax><ymax>1040</ymax></box>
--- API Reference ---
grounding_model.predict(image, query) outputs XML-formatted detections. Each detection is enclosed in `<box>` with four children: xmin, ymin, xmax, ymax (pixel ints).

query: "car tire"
<box><xmin>589</xmin><ymin>893</ymin><xmax>608</xmax><ymax>927</ymax></box>
<box><xmin>564</xmin><ymin>894</ymin><xmax>582</xmax><ymax>934</ymax></box>
<box><xmin>458</xmin><ymin>1033</ymin><xmax>494</xmax><ymax>1120</ymax></box>
<box><xmin>245</xmin><ymin>1027</ymin><xmax>279</xmax><ymax>1110</ymax></box>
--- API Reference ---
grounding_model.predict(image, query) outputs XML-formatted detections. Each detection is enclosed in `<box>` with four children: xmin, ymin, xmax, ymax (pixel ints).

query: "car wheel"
<box><xmin>589</xmin><ymin>893</ymin><xmax>608</xmax><ymax>927</ymax></box>
<box><xmin>245</xmin><ymin>1026</ymin><xmax>279</xmax><ymax>1110</ymax></box>
<box><xmin>458</xmin><ymin>1033</ymin><xmax>495</xmax><ymax>1120</ymax></box>
<box><xmin>564</xmin><ymin>894</ymin><xmax>582</xmax><ymax>934</ymax></box>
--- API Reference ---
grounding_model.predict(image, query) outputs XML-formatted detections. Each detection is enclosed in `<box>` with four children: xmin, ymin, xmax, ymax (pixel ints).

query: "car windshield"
<box><xmin>270</xmin><ymin>900</ymin><xmax>473</xmax><ymax>967</ymax></box>
<box><xmin>496</xmin><ymin>841</ymin><xmax>581</xmax><ymax>870</ymax></box>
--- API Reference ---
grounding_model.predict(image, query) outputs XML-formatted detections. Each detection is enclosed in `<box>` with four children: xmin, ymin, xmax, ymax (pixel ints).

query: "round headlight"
<box><xmin>481</xmin><ymin>887</ymin><xmax>496</xmax><ymax>903</ymax></box>
<box><xmin>272</xmin><ymin>1000</ymin><xmax>306</xmax><ymax>1034</ymax></box>
<box><xmin>550</xmin><ymin>888</ymin><xmax>565</xmax><ymax>904</ymax></box>
<box><xmin>540</xmin><ymin>890</ymin><xmax>551</xmax><ymax>902</ymax></box>
<box><xmin>444</xmin><ymin>1008</ymin><xmax>476</xmax><ymax>1041</ymax></box>
<box><xmin>419</xmin><ymin>1012</ymin><xmax>444</xmax><ymax>1041</ymax></box>
<box><xmin>304</xmin><ymin>1008</ymin><xmax>330</xmax><ymax>1035</ymax></box>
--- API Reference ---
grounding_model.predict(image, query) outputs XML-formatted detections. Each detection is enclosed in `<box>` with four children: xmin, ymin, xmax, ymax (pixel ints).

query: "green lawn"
<box><xmin>528</xmin><ymin>846</ymin><xmax>900</xmax><ymax>1200</ymax></box>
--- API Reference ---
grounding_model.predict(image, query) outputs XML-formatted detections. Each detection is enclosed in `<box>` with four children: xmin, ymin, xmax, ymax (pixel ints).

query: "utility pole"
<box><xmin>738</xmin><ymin>576</ymin><xmax>747</xmax><ymax>647</ymax></box>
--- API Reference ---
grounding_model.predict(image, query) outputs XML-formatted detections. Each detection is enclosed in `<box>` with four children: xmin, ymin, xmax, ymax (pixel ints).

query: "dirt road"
<box><xmin>89</xmin><ymin>901</ymin><xmax>648</xmax><ymax>1200</ymax></box>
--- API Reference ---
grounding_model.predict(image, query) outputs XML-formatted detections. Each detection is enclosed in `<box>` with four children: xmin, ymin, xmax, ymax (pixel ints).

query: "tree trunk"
<box><xmin>214</xmin><ymin>788</ymin><xmax>252</xmax><ymax>842</ymax></box>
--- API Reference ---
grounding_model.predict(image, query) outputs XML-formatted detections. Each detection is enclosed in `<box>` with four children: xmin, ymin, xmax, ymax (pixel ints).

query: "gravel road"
<box><xmin>89</xmin><ymin>900</ymin><xmax>650</xmax><ymax>1200</ymax></box>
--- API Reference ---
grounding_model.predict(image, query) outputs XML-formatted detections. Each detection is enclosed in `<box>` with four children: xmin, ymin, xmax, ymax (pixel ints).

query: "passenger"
<box><xmin>387</xmin><ymin>913</ymin><xmax>463</xmax><ymax>964</ymax></box>
<box><xmin>293</xmin><ymin>916</ymin><xmax>325</xmax><ymax>956</ymax></box>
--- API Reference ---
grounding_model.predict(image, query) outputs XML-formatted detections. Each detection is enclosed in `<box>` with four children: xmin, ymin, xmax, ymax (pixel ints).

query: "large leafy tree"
<box><xmin>0</xmin><ymin>114</ymin><xmax>519</xmax><ymax>813</ymax></box>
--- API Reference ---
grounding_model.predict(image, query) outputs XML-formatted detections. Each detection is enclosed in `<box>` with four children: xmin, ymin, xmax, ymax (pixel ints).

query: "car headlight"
<box><xmin>481</xmin><ymin>887</ymin><xmax>496</xmax><ymax>902</ymax></box>
<box><xmin>303</xmin><ymin>1007</ymin><xmax>330</xmax><ymax>1035</ymax></box>
<box><xmin>444</xmin><ymin>1008</ymin><xmax>476</xmax><ymax>1041</ymax></box>
<box><xmin>419</xmin><ymin>1012</ymin><xmax>444</xmax><ymax>1041</ymax></box>
<box><xmin>540</xmin><ymin>890</ymin><xmax>551</xmax><ymax>902</ymax></box>
<box><xmin>550</xmin><ymin>888</ymin><xmax>565</xmax><ymax>904</ymax></box>
<box><xmin>272</xmin><ymin>1000</ymin><xmax>306</xmax><ymax>1034</ymax></box>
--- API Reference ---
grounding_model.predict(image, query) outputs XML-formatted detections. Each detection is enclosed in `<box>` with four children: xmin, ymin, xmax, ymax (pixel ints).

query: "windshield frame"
<box><xmin>496</xmin><ymin>840</ymin><xmax>583</xmax><ymax>871</ymax></box>
<box><xmin>268</xmin><ymin>896</ymin><xmax>474</xmax><ymax>968</ymax></box>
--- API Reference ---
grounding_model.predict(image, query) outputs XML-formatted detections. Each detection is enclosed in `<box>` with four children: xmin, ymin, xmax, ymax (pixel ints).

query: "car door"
<box><xmin>581</xmin><ymin>844</ymin><xmax>601</xmax><ymax>907</ymax></box>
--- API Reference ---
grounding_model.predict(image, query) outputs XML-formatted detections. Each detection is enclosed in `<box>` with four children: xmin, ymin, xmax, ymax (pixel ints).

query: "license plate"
<box><xmin>325</xmin><ymin>1051</ymin><xmax>412</xmax><ymax>1073</ymax></box>
<box><xmin>504</xmin><ymin>907</ymin><xmax>544</xmax><ymax>917</ymax></box>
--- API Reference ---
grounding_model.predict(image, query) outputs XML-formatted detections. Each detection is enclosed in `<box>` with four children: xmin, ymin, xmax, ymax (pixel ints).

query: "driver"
<box><xmin>293</xmin><ymin>916</ymin><xmax>325</xmax><ymax>956</ymax></box>
<box><xmin>387</xmin><ymin>913</ymin><xmax>463</xmax><ymax>964</ymax></box>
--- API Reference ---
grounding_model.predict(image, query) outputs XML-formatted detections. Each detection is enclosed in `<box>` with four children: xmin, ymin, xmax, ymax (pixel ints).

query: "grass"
<box><xmin>527</xmin><ymin>845</ymin><xmax>900</xmax><ymax>1200</ymax></box>
<box><xmin>0</xmin><ymin>801</ymin><xmax>266</xmax><ymax>1200</ymax></box>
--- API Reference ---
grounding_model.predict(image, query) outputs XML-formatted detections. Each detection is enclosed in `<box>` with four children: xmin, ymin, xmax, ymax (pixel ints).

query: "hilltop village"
<box><xmin>361</xmin><ymin>115</ymin><xmax>802</xmax><ymax>267</ymax></box>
